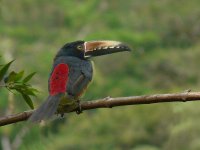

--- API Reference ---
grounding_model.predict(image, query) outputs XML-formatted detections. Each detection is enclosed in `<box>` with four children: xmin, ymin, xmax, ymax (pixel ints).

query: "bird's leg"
<box><xmin>76</xmin><ymin>99</ymin><xmax>82</xmax><ymax>114</ymax></box>
<box><xmin>55</xmin><ymin>110</ymin><xmax>64</xmax><ymax>118</ymax></box>
<box><xmin>60</xmin><ymin>113</ymin><xmax>64</xmax><ymax>118</ymax></box>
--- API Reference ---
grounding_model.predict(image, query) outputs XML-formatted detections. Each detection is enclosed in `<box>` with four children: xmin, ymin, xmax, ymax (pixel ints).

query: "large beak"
<box><xmin>84</xmin><ymin>40</ymin><xmax>131</xmax><ymax>58</ymax></box>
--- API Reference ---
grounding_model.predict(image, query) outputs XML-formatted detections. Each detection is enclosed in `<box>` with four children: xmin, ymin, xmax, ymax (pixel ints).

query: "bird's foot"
<box><xmin>60</xmin><ymin>113</ymin><xmax>64</xmax><ymax>118</ymax></box>
<box><xmin>76</xmin><ymin>100</ymin><xmax>82</xmax><ymax>114</ymax></box>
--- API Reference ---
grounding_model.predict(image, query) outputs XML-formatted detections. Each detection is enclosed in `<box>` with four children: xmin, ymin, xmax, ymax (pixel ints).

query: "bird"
<box><xmin>29</xmin><ymin>40</ymin><xmax>131</xmax><ymax>122</ymax></box>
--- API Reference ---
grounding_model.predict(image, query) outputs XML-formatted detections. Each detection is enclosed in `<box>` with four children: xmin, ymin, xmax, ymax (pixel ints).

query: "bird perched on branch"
<box><xmin>29</xmin><ymin>40</ymin><xmax>131</xmax><ymax>122</ymax></box>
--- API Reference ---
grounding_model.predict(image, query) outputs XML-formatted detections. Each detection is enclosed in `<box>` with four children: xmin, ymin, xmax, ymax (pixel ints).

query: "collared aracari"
<box><xmin>29</xmin><ymin>40</ymin><xmax>131</xmax><ymax>122</ymax></box>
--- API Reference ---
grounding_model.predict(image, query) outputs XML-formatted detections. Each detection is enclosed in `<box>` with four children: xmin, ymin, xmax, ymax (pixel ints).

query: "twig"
<box><xmin>0</xmin><ymin>91</ymin><xmax>200</xmax><ymax>126</ymax></box>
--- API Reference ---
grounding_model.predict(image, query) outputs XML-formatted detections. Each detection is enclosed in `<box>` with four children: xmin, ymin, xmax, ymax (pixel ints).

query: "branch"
<box><xmin>1</xmin><ymin>91</ymin><xmax>200</xmax><ymax>126</ymax></box>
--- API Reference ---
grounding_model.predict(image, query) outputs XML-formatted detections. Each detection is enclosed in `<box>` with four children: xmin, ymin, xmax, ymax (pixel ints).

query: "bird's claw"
<box><xmin>60</xmin><ymin>113</ymin><xmax>64</xmax><ymax>118</ymax></box>
<box><xmin>76</xmin><ymin>100</ymin><xmax>82</xmax><ymax>114</ymax></box>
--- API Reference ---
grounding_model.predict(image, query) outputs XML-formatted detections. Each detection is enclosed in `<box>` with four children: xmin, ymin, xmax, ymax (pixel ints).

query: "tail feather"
<box><xmin>29</xmin><ymin>93</ymin><xmax>64</xmax><ymax>122</ymax></box>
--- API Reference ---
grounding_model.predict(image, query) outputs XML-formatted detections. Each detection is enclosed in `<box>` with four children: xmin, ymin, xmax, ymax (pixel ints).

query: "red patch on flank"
<box><xmin>49</xmin><ymin>64</ymin><xmax>69</xmax><ymax>96</ymax></box>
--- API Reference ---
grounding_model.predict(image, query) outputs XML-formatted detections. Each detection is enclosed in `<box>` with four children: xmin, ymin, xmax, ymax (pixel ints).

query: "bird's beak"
<box><xmin>84</xmin><ymin>40</ymin><xmax>131</xmax><ymax>58</ymax></box>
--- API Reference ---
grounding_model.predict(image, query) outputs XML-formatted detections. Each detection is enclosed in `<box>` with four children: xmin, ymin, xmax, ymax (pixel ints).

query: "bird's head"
<box><xmin>55</xmin><ymin>40</ymin><xmax>131</xmax><ymax>60</ymax></box>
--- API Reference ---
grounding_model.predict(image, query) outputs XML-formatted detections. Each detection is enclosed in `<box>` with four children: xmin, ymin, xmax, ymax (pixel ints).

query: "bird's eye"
<box><xmin>77</xmin><ymin>45</ymin><xmax>83</xmax><ymax>51</ymax></box>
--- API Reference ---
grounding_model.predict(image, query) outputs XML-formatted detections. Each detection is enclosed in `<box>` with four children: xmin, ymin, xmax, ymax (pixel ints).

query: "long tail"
<box><xmin>29</xmin><ymin>93</ymin><xmax>64</xmax><ymax>122</ymax></box>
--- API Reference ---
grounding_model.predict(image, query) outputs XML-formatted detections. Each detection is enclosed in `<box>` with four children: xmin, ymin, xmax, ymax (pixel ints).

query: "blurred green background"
<box><xmin>1</xmin><ymin>0</ymin><xmax>200</xmax><ymax>149</ymax></box>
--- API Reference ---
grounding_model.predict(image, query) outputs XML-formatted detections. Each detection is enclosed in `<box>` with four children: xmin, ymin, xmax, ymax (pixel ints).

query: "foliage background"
<box><xmin>1</xmin><ymin>0</ymin><xmax>200</xmax><ymax>149</ymax></box>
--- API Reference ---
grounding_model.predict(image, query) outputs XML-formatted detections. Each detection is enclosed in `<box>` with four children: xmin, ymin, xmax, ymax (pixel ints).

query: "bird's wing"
<box><xmin>68</xmin><ymin>61</ymin><xmax>93</xmax><ymax>98</ymax></box>
<box><xmin>49</xmin><ymin>63</ymin><xmax>69</xmax><ymax>96</ymax></box>
<box><xmin>67</xmin><ymin>71</ymin><xmax>91</xmax><ymax>98</ymax></box>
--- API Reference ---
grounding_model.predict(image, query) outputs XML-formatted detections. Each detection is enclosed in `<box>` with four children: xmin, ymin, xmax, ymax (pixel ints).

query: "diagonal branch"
<box><xmin>0</xmin><ymin>91</ymin><xmax>200</xmax><ymax>126</ymax></box>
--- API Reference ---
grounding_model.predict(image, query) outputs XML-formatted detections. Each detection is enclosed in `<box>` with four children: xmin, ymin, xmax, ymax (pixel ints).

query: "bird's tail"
<box><xmin>29</xmin><ymin>93</ymin><xmax>64</xmax><ymax>122</ymax></box>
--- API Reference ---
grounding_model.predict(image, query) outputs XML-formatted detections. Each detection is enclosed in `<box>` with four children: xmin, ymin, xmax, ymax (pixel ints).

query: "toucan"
<box><xmin>29</xmin><ymin>40</ymin><xmax>131</xmax><ymax>122</ymax></box>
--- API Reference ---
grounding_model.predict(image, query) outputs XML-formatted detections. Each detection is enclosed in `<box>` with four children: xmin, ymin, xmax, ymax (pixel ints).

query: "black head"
<box><xmin>55</xmin><ymin>40</ymin><xmax>85</xmax><ymax>59</ymax></box>
<box><xmin>55</xmin><ymin>40</ymin><xmax>131</xmax><ymax>60</ymax></box>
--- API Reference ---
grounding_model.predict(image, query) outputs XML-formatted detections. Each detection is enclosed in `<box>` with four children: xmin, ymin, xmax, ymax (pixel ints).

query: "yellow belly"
<box><xmin>56</xmin><ymin>94</ymin><xmax>78</xmax><ymax>114</ymax></box>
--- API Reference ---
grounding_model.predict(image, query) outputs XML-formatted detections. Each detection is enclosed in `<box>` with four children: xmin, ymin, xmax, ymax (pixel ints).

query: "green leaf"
<box><xmin>6</xmin><ymin>71</ymin><xmax>24</xmax><ymax>83</ymax></box>
<box><xmin>24</xmin><ymin>88</ymin><xmax>37</xmax><ymax>97</ymax></box>
<box><xmin>14</xmin><ymin>71</ymin><xmax>24</xmax><ymax>81</ymax></box>
<box><xmin>29</xmin><ymin>88</ymin><xmax>39</xmax><ymax>93</ymax></box>
<box><xmin>23</xmin><ymin>72</ymin><xmax>36</xmax><ymax>83</ymax></box>
<box><xmin>21</xmin><ymin>93</ymin><xmax>34</xmax><ymax>109</ymax></box>
<box><xmin>11</xmin><ymin>84</ymin><xmax>24</xmax><ymax>90</ymax></box>
<box><xmin>5</xmin><ymin>71</ymin><xmax>17</xmax><ymax>83</ymax></box>
<box><xmin>0</xmin><ymin>60</ymin><xmax>15</xmax><ymax>82</ymax></box>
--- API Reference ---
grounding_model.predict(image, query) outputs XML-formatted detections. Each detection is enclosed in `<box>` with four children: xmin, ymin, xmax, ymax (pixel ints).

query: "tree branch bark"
<box><xmin>0</xmin><ymin>91</ymin><xmax>200</xmax><ymax>127</ymax></box>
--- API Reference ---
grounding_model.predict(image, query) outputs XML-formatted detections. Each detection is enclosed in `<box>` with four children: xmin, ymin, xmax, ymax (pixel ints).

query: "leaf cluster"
<box><xmin>0</xmin><ymin>60</ymin><xmax>37</xmax><ymax>109</ymax></box>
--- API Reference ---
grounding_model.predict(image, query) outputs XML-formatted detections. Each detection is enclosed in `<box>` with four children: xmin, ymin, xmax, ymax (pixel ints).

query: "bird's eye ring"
<box><xmin>77</xmin><ymin>45</ymin><xmax>83</xmax><ymax>51</ymax></box>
